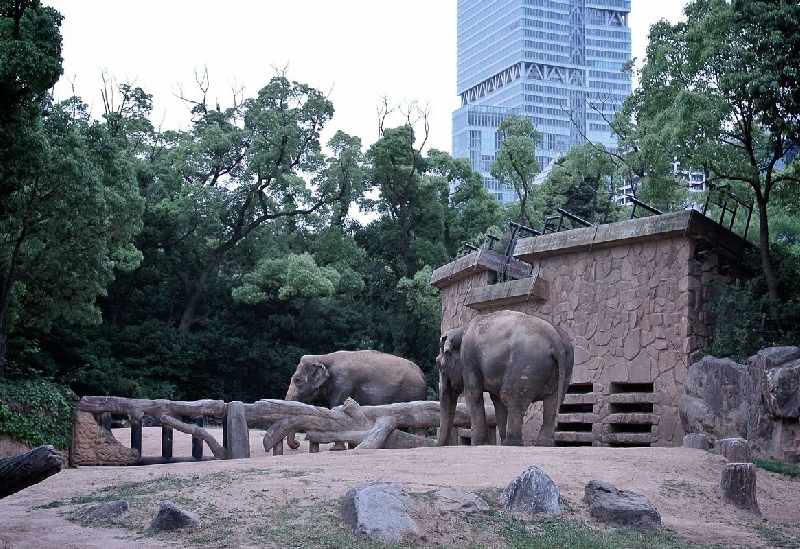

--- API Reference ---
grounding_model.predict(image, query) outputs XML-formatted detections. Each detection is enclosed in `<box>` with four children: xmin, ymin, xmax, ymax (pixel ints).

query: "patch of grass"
<box><xmin>753</xmin><ymin>457</ymin><xmax>800</xmax><ymax>479</ymax></box>
<box><xmin>52</xmin><ymin>471</ymin><xmax>739</xmax><ymax>549</ymax></box>
<box><xmin>753</xmin><ymin>523</ymin><xmax>800</xmax><ymax>548</ymax></box>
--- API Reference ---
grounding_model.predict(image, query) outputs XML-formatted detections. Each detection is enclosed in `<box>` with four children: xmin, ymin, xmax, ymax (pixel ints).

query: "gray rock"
<box><xmin>435</xmin><ymin>488</ymin><xmax>490</xmax><ymax>512</ymax></box>
<box><xmin>147</xmin><ymin>501</ymin><xmax>200</xmax><ymax>532</ymax></box>
<box><xmin>748</xmin><ymin>347</ymin><xmax>800</xmax><ymax>419</ymax></box>
<box><xmin>71</xmin><ymin>500</ymin><xmax>129</xmax><ymax>521</ymax></box>
<box><xmin>584</xmin><ymin>480</ymin><xmax>661</xmax><ymax>531</ymax></box>
<box><xmin>500</xmin><ymin>465</ymin><xmax>560</xmax><ymax>515</ymax></box>
<box><xmin>341</xmin><ymin>482</ymin><xmax>418</xmax><ymax>543</ymax></box>
<box><xmin>678</xmin><ymin>355</ymin><xmax>749</xmax><ymax>440</ymax></box>
<box><xmin>747</xmin><ymin>347</ymin><xmax>800</xmax><ymax>458</ymax></box>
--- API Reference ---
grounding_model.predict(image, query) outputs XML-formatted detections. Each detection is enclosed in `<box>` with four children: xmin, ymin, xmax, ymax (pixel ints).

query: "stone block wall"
<box><xmin>430</xmin><ymin>210</ymin><xmax>747</xmax><ymax>447</ymax></box>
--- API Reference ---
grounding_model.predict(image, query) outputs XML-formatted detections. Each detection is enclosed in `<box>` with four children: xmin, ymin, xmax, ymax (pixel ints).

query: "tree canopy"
<box><xmin>617</xmin><ymin>0</ymin><xmax>800</xmax><ymax>302</ymax></box>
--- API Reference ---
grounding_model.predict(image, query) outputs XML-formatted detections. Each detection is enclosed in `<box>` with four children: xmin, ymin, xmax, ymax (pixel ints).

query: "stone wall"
<box><xmin>430</xmin><ymin>210</ymin><xmax>747</xmax><ymax>447</ymax></box>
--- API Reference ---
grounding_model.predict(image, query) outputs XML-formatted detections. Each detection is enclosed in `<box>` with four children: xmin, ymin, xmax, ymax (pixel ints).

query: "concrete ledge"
<box><xmin>429</xmin><ymin>249</ymin><xmax>532</xmax><ymax>289</ymax></box>
<box><xmin>514</xmin><ymin>210</ymin><xmax>751</xmax><ymax>262</ymax></box>
<box><xmin>464</xmin><ymin>275</ymin><xmax>548</xmax><ymax>310</ymax></box>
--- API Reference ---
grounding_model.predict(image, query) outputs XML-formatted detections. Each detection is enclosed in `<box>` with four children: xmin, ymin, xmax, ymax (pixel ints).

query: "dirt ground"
<box><xmin>1</xmin><ymin>427</ymin><xmax>799</xmax><ymax>549</ymax></box>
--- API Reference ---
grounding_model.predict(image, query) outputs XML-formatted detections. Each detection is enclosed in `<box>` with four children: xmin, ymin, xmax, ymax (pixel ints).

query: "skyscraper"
<box><xmin>452</xmin><ymin>0</ymin><xmax>632</xmax><ymax>204</ymax></box>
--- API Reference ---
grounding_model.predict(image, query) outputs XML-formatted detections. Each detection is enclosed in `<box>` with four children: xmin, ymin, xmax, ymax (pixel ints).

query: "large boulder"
<box><xmin>500</xmin><ymin>465</ymin><xmax>560</xmax><ymax>515</ymax></box>
<box><xmin>680</xmin><ymin>347</ymin><xmax>800</xmax><ymax>461</ymax></box>
<box><xmin>678</xmin><ymin>356</ymin><xmax>749</xmax><ymax>440</ymax></box>
<box><xmin>341</xmin><ymin>482</ymin><xmax>418</xmax><ymax>543</ymax></box>
<box><xmin>746</xmin><ymin>347</ymin><xmax>800</xmax><ymax>459</ymax></box>
<box><xmin>584</xmin><ymin>480</ymin><xmax>661</xmax><ymax>531</ymax></box>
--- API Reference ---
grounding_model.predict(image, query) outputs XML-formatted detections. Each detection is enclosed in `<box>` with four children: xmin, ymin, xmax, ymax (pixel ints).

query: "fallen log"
<box><xmin>0</xmin><ymin>445</ymin><xmax>63</xmax><ymax>499</ymax></box>
<box><xmin>251</xmin><ymin>398</ymin><xmax>495</xmax><ymax>451</ymax></box>
<box><xmin>78</xmin><ymin>396</ymin><xmax>227</xmax><ymax>421</ymax></box>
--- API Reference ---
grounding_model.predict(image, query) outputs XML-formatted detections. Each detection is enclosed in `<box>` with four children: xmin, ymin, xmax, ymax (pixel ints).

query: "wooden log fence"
<box><xmin>74</xmin><ymin>396</ymin><xmax>497</xmax><ymax>465</ymax></box>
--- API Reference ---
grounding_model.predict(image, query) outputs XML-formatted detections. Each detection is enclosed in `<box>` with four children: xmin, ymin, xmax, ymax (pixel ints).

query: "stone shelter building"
<box><xmin>429</xmin><ymin>209</ymin><xmax>751</xmax><ymax>447</ymax></box>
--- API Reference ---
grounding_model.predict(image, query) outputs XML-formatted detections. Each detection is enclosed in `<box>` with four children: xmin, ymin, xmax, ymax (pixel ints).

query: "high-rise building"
<box><xmin>452</xmin><ymin>0</ymin><xmax>632</xmax><ymax>204</ymax></box>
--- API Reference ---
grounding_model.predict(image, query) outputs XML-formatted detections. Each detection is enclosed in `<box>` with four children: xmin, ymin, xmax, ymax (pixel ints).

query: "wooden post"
<box><xmin>683</xmin><ymin>433</ymin><xmax>710</xmax><ymax>450</ymax></box>
<box><xmin>192</xmin><ymin>417</ymin><xmax>204</xmax><ymax>460</ymax></box>
<box><xmin>101</xmin><ymin>412</ymin><xmax>112</xmax><ymax>431</ymax></box>
<box><xmin>222</xmin><ymin>415</ymin><xmax>228</xmax><ymax>451</ymax></box>
<box><xmin>161</xmin><ymin>425</ymin><xmax>173</xmax><ymax>461</ymax></box>
<box><xmin>715</xmin><ymin>438</ymin><xmax>751</xmax><ymax>462</ymax></box>
<box><xmin>309</xmin><ymin>441</ymin><xmax>319</xmax><ymax>453</ymax></box>
<box><xmin>720</xmin><ymin>462</ymin><xmax>761</xmax><ymax>515</ymax></box>
<box><xmin>131</xmin><ymin>421</ymin><xmax>143</xmax><ymax>457</ymax></box>
<box><xmin>272</xmin><ymin>440</ymin><xmax>284</xmax><ymax>456</ymax></box>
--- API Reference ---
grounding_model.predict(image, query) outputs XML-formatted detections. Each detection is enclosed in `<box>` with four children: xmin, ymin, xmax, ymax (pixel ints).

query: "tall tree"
<box><xmin>490</xmin><ymin>115</ymin><xmax>542</xmax><ymax>227</ymax></box>
<box><xmin>538</xmin><ymin>143</ymin><xmax>623</xmax><ymax>226</ymax></box>
<box><xmin>620</xmin><ymin>0</ymin><xmax>800</xmax><ymax>302</ymax></box>
<box><xmin>0</xmin><ymin>97</ymin><xmax>144</xmax><ymax>376</ymax></box>
<box><xmin>145</xmin><ymin>76</ymin><xmax>340</xmax><ymax>333</ymax></box>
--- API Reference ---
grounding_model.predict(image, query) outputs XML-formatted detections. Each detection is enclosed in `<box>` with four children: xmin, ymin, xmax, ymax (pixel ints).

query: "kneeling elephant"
<box><xmin>285</xmin><ymin>350</ymin><xmax>428</xmax><ymax>449</ymax></box>
<box><xmin>437</xmin><ymin>310</ymin><xmax>574</xmax><ymax>446</ymax></box>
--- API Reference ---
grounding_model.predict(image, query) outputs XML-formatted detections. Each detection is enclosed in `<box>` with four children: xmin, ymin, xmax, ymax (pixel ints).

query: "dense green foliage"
<box><xmin>2</xmin><ymin>0</ymin><xmax>799</xmax><ymax>418</ymax></box>
<box><xmin>707</xmin><ymin>244</ymin><xmax>800</xmax><ymax>362</ymax></box>
<box><xmin>0</xmin><ymin>2</ymin><xmax>505</xmax><ymax>404</ymax></box>
<box><xmin>617</xmin><ymin>0</ymin><xmax>800</xmax><ymax>303</ymax></box>
<box><xmin>0</xmin><ymin>378</ymin><xmax>75</xmax><ymax>449</ymax></box>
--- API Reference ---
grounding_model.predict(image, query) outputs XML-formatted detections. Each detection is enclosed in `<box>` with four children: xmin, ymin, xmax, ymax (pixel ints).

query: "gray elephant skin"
<box><xmin>285</xmin><ymin>350</ymin><xmax>427</xmax><ymax>407</ymax></box>
<box><xmin>285</xmin><ymin>350</ymin><xmax>427</xmax><ymax>450</ymax></box>
<box><xmin>437</xmin><ymin>310</ymin><xmax>574</xmax><ymax>446</ymax></box>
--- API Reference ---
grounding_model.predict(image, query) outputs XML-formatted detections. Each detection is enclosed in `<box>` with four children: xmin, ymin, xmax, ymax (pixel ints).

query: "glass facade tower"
<box><xmin>452</xmin><ymin>0</ymin><xmax>632</xmax><ymax>204</ymax></box>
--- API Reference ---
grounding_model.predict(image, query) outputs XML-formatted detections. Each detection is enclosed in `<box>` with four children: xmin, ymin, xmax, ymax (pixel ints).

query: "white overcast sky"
<box><xmin>48</xmin><ymin>1</ymin><xmax>688</xmax><ymax>154</ymax></box>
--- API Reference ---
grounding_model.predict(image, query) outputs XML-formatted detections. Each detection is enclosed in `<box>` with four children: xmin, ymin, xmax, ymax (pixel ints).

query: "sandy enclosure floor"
<box><xmin>1</xmin><ymin>427</ymin><xmax>799</xmax><ymax>548</ymax></box>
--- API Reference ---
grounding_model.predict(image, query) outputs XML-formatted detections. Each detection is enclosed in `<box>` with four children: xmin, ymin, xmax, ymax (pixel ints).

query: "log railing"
<box><xmin>74</xmin><ymin>396</ymin><xmax>497</xmax><ymax>465</ymax></box>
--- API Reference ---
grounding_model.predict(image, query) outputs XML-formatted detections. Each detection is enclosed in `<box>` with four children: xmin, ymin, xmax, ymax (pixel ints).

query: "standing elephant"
<box><xmin>437</xmin><ymin>310</ymin><xmax>574</xmax><ymax>447</ymax></box>
<box><xmin>285</xmin><ymin>350</ymin><xmax>428</xmax><ymax>449</ymax></box>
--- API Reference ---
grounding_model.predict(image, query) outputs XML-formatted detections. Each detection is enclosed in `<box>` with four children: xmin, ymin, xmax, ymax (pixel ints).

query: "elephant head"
<box><xmin>285</xmin><ymin>361</ymin><xmax>331</xmax><ymax>403</ymax></box>
<box><xmin>436</xmin><ymin>327</ymin><xmax>465</xmax><ymax>446</ymax></box>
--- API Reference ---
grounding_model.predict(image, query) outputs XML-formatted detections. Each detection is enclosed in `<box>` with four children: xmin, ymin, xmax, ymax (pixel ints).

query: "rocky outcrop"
<box><xmin>679</xmin><ymin>348</ymin><xmax>800</xmax><ymax>461</ymax></box>
<box><xmin>747</xmin><ymin>347</ymin><xmax>800</xmax><ymax>459</ymax></box>
<box><xmin>678</xmin><ymin>356</ymin><xmax>749</xmax><ymax>440</ymax></box>
<box><xmin>584</xmin><ymin>480</ymin><xmax>661</xmax><ymax>531</ymax></box>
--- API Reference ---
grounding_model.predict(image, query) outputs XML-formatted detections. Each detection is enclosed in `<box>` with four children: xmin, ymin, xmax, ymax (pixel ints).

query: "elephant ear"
<box><xmin>310</xmin><ymin>362</ymin><xmax>330</xmax><ymax>387</ymax></box>
<box><xmin>445</xmin><ymin>327</ymin><xmax>464</xmax><ymax>352</ymax></box>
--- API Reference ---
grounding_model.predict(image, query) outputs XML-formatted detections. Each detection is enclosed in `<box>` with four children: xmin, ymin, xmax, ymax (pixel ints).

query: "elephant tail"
<box><xmin>554</xmin><ymin>327</ymin><xmax>575</xmax><ymax>428</ymax></box>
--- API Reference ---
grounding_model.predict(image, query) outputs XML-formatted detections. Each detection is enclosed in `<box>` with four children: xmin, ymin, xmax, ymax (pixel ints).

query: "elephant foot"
<box><xmin>501</xmin><ymin>436</ymin><xmax>524</xmax><ymax>446</ymax></box>
<box><xmin>330</xmin><ymin>441</ymin><xmax>347</xmax><ymax>451</ymax></box>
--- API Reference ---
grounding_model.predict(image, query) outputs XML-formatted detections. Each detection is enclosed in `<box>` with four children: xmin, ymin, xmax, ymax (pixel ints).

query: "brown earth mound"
<box><xmin>0</xmin><ymin>428</ymin><xmax>798</xmax><ymax>548</ymax></box>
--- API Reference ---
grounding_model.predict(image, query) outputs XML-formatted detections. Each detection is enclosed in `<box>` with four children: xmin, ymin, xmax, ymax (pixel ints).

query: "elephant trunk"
<box><xmin>438</xmin><ymin>387</ymin><xmax>457</xmax><ymax>446</ymax></box>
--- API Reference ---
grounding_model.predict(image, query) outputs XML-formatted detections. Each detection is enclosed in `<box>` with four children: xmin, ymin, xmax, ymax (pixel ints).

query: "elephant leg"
<box><xmin>465</xmin><ymin>389</ymin><xmax>489</xmax><ymax>445</ymax></box>
<box><xmin>535</xmin><ymin>392</ymin><xmax>559</xmax><ymax>446</ymax></box>
<box><xmin>330</xmin><ymin>441</ymin><xmax>347</xmax><ymax>451</ymax></box>
<box><xmin>502</xmin><ymin>401</ymin><xmax>526</xmax><ymax>446</ymax></box>
<box><xmin>489</xmin><ymin>394</ymin><xmax>507</xmax><ymax>444</ymax></box>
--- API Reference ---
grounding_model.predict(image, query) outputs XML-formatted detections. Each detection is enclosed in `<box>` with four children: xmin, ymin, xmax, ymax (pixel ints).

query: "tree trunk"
<box><xmin>756</xmin><ymin>196</ymin><xmax>779</xmax><ymax>305</ymax></box>
<box><xmin>719</xmin><ymin>462</ymin><xmax>761</xmax><ymax>515</ymax></box>
<box><xmin>0</xmin><ymin>445</ymin><xmax>63</xmax><ymax>499</ymax></box>
<box><xmin>715</xmin><ymin>437</ymin><xmax>751</xmax><ymax>462</ymax></box>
